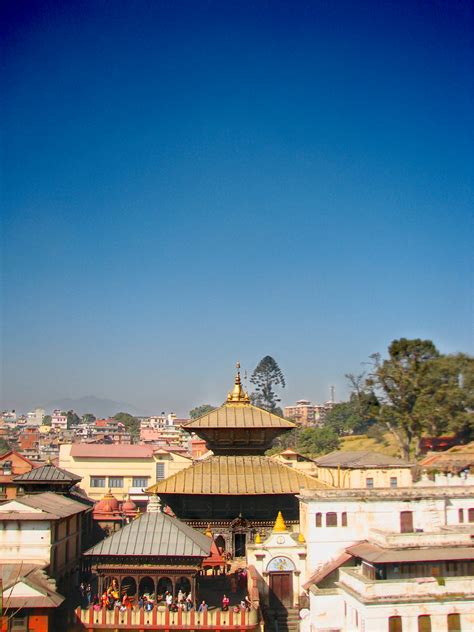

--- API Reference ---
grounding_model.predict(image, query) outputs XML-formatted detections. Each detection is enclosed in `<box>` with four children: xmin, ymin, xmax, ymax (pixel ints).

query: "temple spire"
<box><xmin>273</xmin><ymin>511</ymin><xmax>287</xmax><ymax>532</ymax></box>
<box><xmin>227</xmin><ymin>362</ymin><xmax>250</xmax><ymax>404</ymax></box>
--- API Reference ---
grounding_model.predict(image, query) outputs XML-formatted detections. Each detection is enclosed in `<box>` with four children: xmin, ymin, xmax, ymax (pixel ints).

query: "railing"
<box><xmin>339</xmin><ymin>568</ymin><xmax>474</xmax><ymax>601</ymax></box>
<box><xmin>368</xmin><ymin>528</ymin><xmax>472</xmax><ymax>548</ymax></box>
<box><xmin>75</xmin><ymin>606</ymin><xmax>260</xmax><ymax>629</ymax></box>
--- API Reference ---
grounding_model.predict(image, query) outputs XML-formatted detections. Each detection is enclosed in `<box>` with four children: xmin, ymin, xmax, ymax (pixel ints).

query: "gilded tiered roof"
<box><xmin>183</xmin><ymin>365</ymin><xmax>295</xmax><ymax>455</ymax></box>
<box><xmin>147</xmin><ymin>455</ymin><xmax>330</xmax><ymax>495</ymax></box>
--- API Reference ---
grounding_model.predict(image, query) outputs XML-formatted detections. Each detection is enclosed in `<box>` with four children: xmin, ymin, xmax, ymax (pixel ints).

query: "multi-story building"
<box><xmin>313</xmin><ymin>450</ymin><xmax>414</xmax><ymax>489</ymax></box>
<box><xmin>284</xmin><ymin>400</ymin><xmax>335</xmax><ymax>426</ymax></box>
<box><xmin>26</xmin><ymin>407</ymin><xmax>45</xmax><ymax>426</ymax></box>
<box><xmin>51</xmin><ymin>409</ymin><xmax>67</xmax><ymax>431</ymax></box>
<box><xmin>58</xmin><ymin>443</ymin><xmax>192</xmax><ymax>505</ymax></box>
<box><xmin>0</xmin><ymin>449</ymin><xmax>35</xmax><ymax>499</ymax></box>
<box><xmin>299</xmin><ymin>486</ymin><xmax>474</xmax><ymax>632</ymax></box>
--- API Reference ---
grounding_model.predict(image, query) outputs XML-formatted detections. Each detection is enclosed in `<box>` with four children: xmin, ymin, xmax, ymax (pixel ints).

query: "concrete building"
<box><xmin>26</xmin><ymin>408</ymin><xmax>45</xmax><ymax>426</ymax></box>
<box><xmin>51</xmin><ymin>410</ymin><xmax>67</xmax><ymax>431</ymax></box>
<box><xmin>0</xmin><ymin>449</ymin><xmax>34</xmax><ymax>500</ymax></box>
<box><xmin>284</xmin><ymin>400</ymin><xmax>335</xmax><ymax>426</ymax></box>
<box><xmin>58</xmin><ymin>443</ymin><xmax>192</xmax><ymax>504</ymax></box>
<box><xmin>299</xmin><ymin>486</ymin><xmax>474</xmax><ymax>632</ymax></box>
<box><xmin>313</xmin><ymin>450</ymin><xmax>414</xmax><ymax>488</ymax></box>
<box><xmin>271</xmin><ymin>449</ymin><xmax>318</xmax><ymax>477</ymax></box>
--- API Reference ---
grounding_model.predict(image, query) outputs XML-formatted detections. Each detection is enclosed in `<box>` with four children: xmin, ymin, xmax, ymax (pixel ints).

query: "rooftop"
<box><xmin>70</xmin><ymin>444</ymin><xmax>155</xmax><ymax>458</ymax></box>
<box><xmin>347</xmin><ymin>541</ymin><xmax>474</xmax><ymax>564</ymax></box>
<box><xmin>85</xmin><ymin>511</ymin><xmax>212</xmax><ymax>558</ymax></box>
<box><xmin>148</xmin><ymin>455</ymin><xmax>329</xmax><ymax>495</ymax></box>
<box><xmin>314</xmin><ymin>450</ymin><xmax>413</xmax><ymax>468</ymax></box>
<box><xmin>299</xmin><ymin>485</ymin><xmax>474</xmax><ymax>502</ymax></box>
<box><xmin>0</xmin><ymin>491</ymin><xmax>90</xmax><ymax>520</ymax></box>
<box><xmin>1</xmin><ymin>564</ymin><xmax>64</xmax><ymax>609</ymax></box>
<box><xmin>13</xmin><ymin>461</ymin><xmax>82</xmax><ymax>483</ymax></box>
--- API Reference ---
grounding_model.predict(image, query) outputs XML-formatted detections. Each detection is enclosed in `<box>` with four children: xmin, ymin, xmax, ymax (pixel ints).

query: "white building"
<box><xmin>51</xmin><ymin>409</ymin><xmax>67</xmax><ymax>430</ymax></box>
<box><xmin>300</xmin><ymin>487</ymin><xmax>474</xmax><ymax>632</ymax></box>
<box><xmin>26</xmin><ymin>407</ymin><xmax>45</xmax><ymax>426</ymax></box>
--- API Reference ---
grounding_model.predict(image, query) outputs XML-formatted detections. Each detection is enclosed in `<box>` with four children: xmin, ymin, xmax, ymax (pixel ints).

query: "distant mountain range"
<box><xmin>42</xmin><ymin>395</ymin><xmax>146</xmax><ymax>418</ymax></box>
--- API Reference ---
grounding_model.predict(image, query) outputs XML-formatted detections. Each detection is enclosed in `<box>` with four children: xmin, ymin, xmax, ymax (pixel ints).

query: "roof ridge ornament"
<box><xmin>273</xmin><ymin>511</ymin><xmax>287</xmax><ymax>532</ymax></box>
<box><xmin>227</xmin><ymin>362</ymin><xmax>250</xmax><ymax>404</ymax></box>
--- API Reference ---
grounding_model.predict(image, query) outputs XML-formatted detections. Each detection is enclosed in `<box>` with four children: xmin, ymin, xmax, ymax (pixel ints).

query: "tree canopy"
<box><xmin>113</xmin><ymin>412</ymin><xmax>140</xmax><ymax>440</ymax></box>
<box><xmin>250</xmin><ymin>355</ymin><xmax>286</xmax><ymax>414</ymax></box>
<box><xmin>364</xmin><ymin>338</ymin><xmax>473</xmax><ymax>458</ymax></box>
<box><xmin>190</xmin><ymin>404</ymin><xmax>216</xmax><ymax>419</ymax></box>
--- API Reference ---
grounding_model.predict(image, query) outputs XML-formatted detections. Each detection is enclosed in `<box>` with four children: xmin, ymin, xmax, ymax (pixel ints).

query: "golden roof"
<box><xmin>147</xmin><ymin>455</ymin><xmax>330</xmax><ymax>495</ymax></box>
<box><xmin>182</xmin><ymin>365</ymin><xmax>295</xmax><ymax>431</ymax></box>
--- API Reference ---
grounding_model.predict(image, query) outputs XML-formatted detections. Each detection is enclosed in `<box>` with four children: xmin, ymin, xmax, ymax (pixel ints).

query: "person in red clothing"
<box><xmin>222</xmin><ymin>594</ymin><xmax>230</xmax><ymax>611</ymax></box>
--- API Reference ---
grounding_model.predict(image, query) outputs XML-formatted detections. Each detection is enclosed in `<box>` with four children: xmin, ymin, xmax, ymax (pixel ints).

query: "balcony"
<box><xmin>75</xmin><ymin>606</ymin><xmax>260</xmax><ymax>629</ymax></box>
<box><xmin>339</xmin><ymin>568</ymin><xmax>474</xmax><ymax>603</ymax></box>
<box><xmin>368</xmin><ymin>528</ymin><xmax>473</xmax><ymax>549</ymax></box>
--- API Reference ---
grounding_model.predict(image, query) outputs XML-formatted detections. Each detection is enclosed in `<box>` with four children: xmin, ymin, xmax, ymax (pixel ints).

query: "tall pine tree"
<box><xmin>250</xmin><ymin>356</ymin><xmax>286</xmax><ymax>415</ymax></box>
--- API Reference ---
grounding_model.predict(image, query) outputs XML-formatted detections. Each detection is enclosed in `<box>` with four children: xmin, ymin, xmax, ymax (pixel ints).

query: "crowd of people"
<box><xmin>79</xmin><ymin>576</ymin><xmax>253</xmax><ymax>614</ymax></box>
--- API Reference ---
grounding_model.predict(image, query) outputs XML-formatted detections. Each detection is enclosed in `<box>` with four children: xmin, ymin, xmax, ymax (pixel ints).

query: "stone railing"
<box><xmin>339</xmin><ymin>568</ymin><xmax>474</xmax><ymax>602</ymax></box>
<box><xmin>75</xmin><ymin>606</ymin><xmax>260</xmax><ymax>629</ymax></box>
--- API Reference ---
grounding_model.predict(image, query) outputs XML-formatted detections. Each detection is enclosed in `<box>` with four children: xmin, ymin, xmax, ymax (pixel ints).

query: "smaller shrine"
<box><xmin>247</xmin><ymin>512</ymin><xmax>306</xmax><ymax>615</ymax></box>
<box><xmin>13</xmin><ymin>459</ymin><xmax>82</xmax><ymax>494</ymax></box>
<box><xmin>92</xmin><ymin>490</ymin><xmax>138</xmax><ymax>535</ymax></box>
<box><xmin>84</xmin><ymin>502</ymin><xmax>212</xmax><ymax>602</ymax></box>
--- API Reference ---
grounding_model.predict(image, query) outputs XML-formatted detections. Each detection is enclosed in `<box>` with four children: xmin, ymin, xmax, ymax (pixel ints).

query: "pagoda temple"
<box><xmin>148</xmin><ymin>366</ymin><xmax>329</xmax><ymax>557</ymax></box>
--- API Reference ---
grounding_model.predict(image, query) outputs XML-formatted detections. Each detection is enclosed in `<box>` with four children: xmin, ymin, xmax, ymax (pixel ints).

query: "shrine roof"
<box><xmin>147</xmin><ymin>455</ymin><xmax>330</xmax><ymax>495</ymax></box>
<box><xmin>183</xmin><ymin>403</ymin><xmax>296</xmax><ymax>430</ymax></box>
<box><xmin>85</xmin><ymin>511</ymin><xmax>212</xmax><ymax>558</ymax></box>
<box><xmin>13</xmin><ymin>461</ymin><xmax>82</xmax><ymax>483</ymax></box>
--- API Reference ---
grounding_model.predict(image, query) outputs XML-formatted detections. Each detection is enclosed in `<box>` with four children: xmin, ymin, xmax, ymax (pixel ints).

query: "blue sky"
<box><xmin>2</xmin><ymin>0</ymin><xmax>473</xmax><ymax>415</ymax></box>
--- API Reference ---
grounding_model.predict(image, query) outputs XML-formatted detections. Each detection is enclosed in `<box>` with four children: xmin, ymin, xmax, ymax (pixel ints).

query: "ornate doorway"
<box><xmin>269</xmin><ymin>572</ymin><xmax>292</xmax><ymax>608</ymax></box>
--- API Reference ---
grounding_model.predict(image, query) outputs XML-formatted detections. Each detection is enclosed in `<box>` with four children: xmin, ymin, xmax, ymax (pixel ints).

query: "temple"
<box><xmin>148</xmin><ymin>365</ymin><xmax>329</xmax><ymax>557</ymax></box>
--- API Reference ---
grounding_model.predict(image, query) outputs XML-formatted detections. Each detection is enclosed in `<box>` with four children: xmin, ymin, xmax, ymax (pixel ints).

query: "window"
<box><xmin>468</xmin><ymin>508</ymin><xmax>474</xmax><ymax>523</ymax></box>
<box><xmin>11</xmin><ymin>616</ymin><xmax>28</xmax><ymax>631</ymax></box>
<box><xmin>366</xmin><ymin>477</ymin><xmax>374</xmax><ymax>489</ymax></box>
<box><xmin>90</xmin><ymin>476</ymin><xmax>106</xmax><ymax>488</ymax></box>
<box><xmin>388</xmin><ymin>616</ymin><xmax>403</xmax><ymax>632</ymax></box>
<box><xmin>341</xmin><ymin>512</ymin><xmax>347</xmax><ymax>526</ymax></box>
<box><xmin>156</xmin><ymin>462</ymin><xmax>166</xmax><ymax>480</ymax></box>
<box><xmin>418</xmin><ymin>615</ymin><xmax>432</xmax><ymax>632</ymax></box>
<box><xmin>447</xmin><ymin>613</ymin><xmax>461</xmax><ymax>632</ymax></box>
<box><xmin>315</xmin><ymin>512</ymin><xmax>322</xmax><ymax>527</ymax></box>
<box><xmin>326</xmin><ymin>512</ymin><xmax>338</xmax><ymax>527</ymax></box>
<box><xmin>390</xmin><ymin>477</ymin><xmax>398</xmax><ymax>488</ymax></box>
<box><xmin>109</xmin><ymin>476</ymin><xmax>123</xmax><ymax>488</ymax></box>
<box><xmin>3</xmin><ymin>460</ymin><xmax>12</xmax><ymax>475</ymax></box>
<box><xmin>132</xmin><ymin>477</ymin><xmax>149</xmax><ymax>488</ymax></box>
<box><xmin>459</xmin><ymin>509</ymin><xmax>464</xmax><ymax>523</ymax></box>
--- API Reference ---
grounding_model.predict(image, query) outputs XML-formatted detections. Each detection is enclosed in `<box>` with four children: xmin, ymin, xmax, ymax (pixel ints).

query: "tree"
<box><xmin>324</xmin><ymin>401</ymin><xmax>368</xmax><ymax>436</ymax></box>
<box><xmin>114</xmin><ymin>412</ymin><xmax>140</xmax><ymax>440</ymax></box>
<box><xmin>297</xmin><ymin>427</ymin><xmax>340</xmax><ymax>457</ymax></box>
<box><xmin>42</xmin><ymin>414</ymin><xmax>52</xmax><ymax>426</ymax></box>
<box><xmin>0</xmin><ymin>437</ymin><xmax>11</xmax><ymax>454</ymax></box>
<box><xmin>67</xmin><ymin>410</ymin><xmax>81</xmax><ymax>428</ymax></box>
<box><xmin>250</xmin><ymin>356</ymin><xmax>286</xmax><ymax>414</ymax></box>
<box><xmin>82</xmin><ymin>413</ymin><xmax>96</xmax><ymax>424</ymax></box>
<box><xmin>366</xmin><ymin>338</ymin><xmax>473</xmax><ymax>459</ymax></box>
<box><xmin>190</xmin><ymin>405</ymin><xmax>216</xmax><ymax>420</ymax></box>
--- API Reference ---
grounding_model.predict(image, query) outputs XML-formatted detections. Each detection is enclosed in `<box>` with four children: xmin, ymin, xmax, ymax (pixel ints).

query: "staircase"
<box><xmin>264</xmin><ymin>607</ymin><xmax>300</xmax><ymax>632</ymax></box>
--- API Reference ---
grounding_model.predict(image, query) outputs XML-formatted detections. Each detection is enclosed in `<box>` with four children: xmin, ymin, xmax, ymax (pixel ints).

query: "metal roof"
<box><xmin>3</xmin><ymin>491</ymin><xmax>90</xmax><ymax>518</ymax></box>
<box><xmin>70</xmin><ymin>444</ymin><xmax>154</xmax><ymax>458</ymax></box>
<box><xmin>347</xmin><ymin>542</ymin><xmax>474</xmax><ymax>563</ymax></box>
<box><xmin>85</xmin><ymin>511</ymin><xmax>212</xmax><ymax>558</ymax></box>
<box><xmin>14</xmin><ymin>463</ymin><xmax>82</xmax><ymax>483</ymax></box>
<box><xmin>183</xmin><ymin>403</ymin><xmax>296</xmax><ymax>430</ymax></box>
<box><xmin>314</xmin><ymin>450</ymin><xmax>413</xmax><ymax>468</ymax></box>
<box><xmin>147</xmin><ymin>455</ymin><xmax>330</xmax><ymax>495</ymax></box>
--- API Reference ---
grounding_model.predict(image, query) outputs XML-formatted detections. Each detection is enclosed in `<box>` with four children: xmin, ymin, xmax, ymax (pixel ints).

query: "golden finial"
<box><xmin>227</xmin><ymin>362</ymin><xmax>250</xmax><ymax>404</ymax></box>
<box><xmin>273</xmin><ymin>511</ymin><xmax>287</xmax><ymax>533</ymax></box>
<box><xmin>298</xmin><ymin>532</ymin><xmax>306</xmax><ymax>543</ymax></box>
<box><xmin>255</xmin><ymin>532</ymin><xmax>262</xmax><ymax>544</ymax></box>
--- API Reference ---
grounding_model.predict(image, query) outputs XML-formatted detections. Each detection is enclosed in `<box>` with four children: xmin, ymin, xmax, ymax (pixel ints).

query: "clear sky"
<box><xmin>2</xmin><ymin>0</ymin><xmax>473</xmax><ymax>416</ymax></box>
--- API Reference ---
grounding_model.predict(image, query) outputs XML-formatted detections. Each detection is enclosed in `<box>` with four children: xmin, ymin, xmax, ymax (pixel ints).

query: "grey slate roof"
<box><xmin>314</xmin><ymin>450</ymin><xmax>413</xmax><ymax>468</ymax></box>
<box><xmin>84</xmin><ymin>511</ymin><xmax>212</xmax><ymax>558</ymax></box>
<box><xmin>14</xmin><ymin>463</ymin><xmax>82</xmax><ymax>483</ymax></box>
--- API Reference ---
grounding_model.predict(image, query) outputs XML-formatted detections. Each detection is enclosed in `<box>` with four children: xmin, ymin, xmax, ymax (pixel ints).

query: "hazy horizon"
<box><xmin>2</xmin><ymin>1</ymin><xmax>473</xmax><ymax>417</ymax></box>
